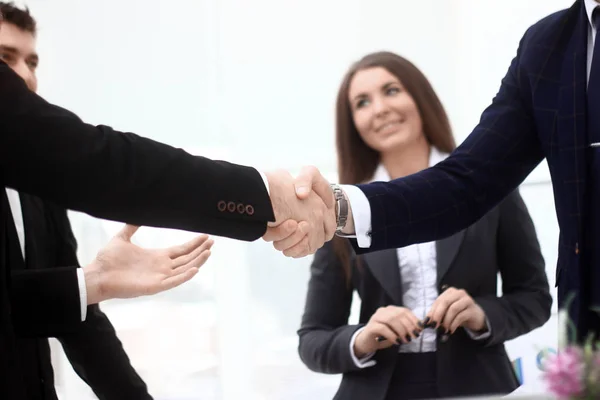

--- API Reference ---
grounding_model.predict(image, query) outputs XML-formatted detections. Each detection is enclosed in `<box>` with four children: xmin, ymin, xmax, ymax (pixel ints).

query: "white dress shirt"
<box><xmin>4</xmin><ymin>188</ymin><xmax>87</xmax><ymax>321</ymax></box>
<box><xmin>345</xmin><ymin>148</ymin><xmax>490</xmax><ymax>368</ymax></box>
<box><xmin>343</xmin><ymin>0</ymin><xmax>599</xmax><ymax>248</ymax></box>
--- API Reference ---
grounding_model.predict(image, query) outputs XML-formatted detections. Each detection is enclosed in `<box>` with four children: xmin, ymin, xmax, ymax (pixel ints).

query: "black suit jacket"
<box><xmin>0</xmin><ymin>60</ymin><xmax>274</xmax><ymax>398</ymax></box>
<box><xmin>298</xmin><ymin>190</ymin><xmax>552</xmax><ymax>400</ymax></box>
<box><xmin>12</xmin><ymin>193</ymin><xmax>152</xmax><ymax>400</ymax></box>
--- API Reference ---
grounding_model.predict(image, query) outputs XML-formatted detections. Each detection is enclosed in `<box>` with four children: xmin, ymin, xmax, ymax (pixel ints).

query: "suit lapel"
<box><xmin>435</xmin><ymin>230</ymin><xmax>466</xmax><ymax>285</ymax></box>
<box><xmin>362</xmin><ymin>249</ymin><xmax>403</xmax><ymax>305</ymax></box>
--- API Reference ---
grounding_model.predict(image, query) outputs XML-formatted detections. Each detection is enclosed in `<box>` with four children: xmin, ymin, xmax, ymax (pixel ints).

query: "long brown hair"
<box><xmin>332</xmin><ymin>51</ymin><xmax>456</xmax><ymax>285</ymax></box>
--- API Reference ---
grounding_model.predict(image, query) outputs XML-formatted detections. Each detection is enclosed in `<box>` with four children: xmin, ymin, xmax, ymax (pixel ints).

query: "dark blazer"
<box><xmin>0</xmin><ymin>60</ymin><xmax>274</xmax><ymax>398</ymax></box>
<box><xmin>299</xmin><ymin>191</ymin><xmax>552</xmax><ymax>400</ymax></box>
<box><xmin>12</xmin><ymin>193</ymin><xmax>152</xmax><ymax>400</ymax></box>
<box><xmin>350</xmin><ymin>1</ymin><xmax>589</xmax><ymax>332</ymax></box>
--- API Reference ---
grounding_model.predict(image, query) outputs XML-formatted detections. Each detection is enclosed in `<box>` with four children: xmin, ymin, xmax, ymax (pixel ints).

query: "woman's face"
<box><xmin>348</xmin><ymin>67</ymin><xmax>424</xmax><ymax>154</ymax></box>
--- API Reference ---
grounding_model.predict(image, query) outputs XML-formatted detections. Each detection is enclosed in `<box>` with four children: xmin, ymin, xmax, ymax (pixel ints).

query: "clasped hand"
<box><xmin>353</xmin><ymin>287</ymin><xmax>487</xmax><ymax>357</ymax></box>
<box><xmin>262</xmin><ymin>166</ymin><xmax>338</xmax><ymax>258</ymax></box>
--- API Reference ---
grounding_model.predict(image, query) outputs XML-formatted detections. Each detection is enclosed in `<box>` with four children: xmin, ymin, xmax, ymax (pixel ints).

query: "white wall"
<box><xmin>13</xmin><ymin>0</ymin><xmax>575</xmax><ymax>398</ymax></box>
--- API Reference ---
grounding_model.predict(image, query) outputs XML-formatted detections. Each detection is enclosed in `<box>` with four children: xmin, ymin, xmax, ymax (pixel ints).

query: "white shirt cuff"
<box><xmin>259</xmin><ymin>171</ymin><xmax>270</xmax><ymax>196</ymax></box>
<box><xmin>465</xmin><ymin>317</ymin><xmax>492</xmax><ymax>340</ymax></box>
<box><xmin>338</xmin><ymin>185</ymin><xmax>372</xmax><ymax>248</ymax></box>
<box><xmin>349</xmin><ymin>327</ymin><xmax>377</xmax><ymax>368</ymax></box>
<box><xmin>76</xmin><ymin>268</ymin><xmax>87</xmax><ymax>321</ymax></box>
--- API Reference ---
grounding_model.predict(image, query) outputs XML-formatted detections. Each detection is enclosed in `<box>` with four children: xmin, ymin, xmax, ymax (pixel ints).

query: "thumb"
<box><xmin>294</xmin><ymin>166</ymin><xmax>315</xmax><ymax>199</ymax></box>
<box><xmin>294</xmin><ymin>166</ymin><xmax>335</xmax><ymax>208</ymax></box>
<box><xmin>117</xmin><ymin>224</ymin><xmax>139</xmax><ymax>241</ymax></box>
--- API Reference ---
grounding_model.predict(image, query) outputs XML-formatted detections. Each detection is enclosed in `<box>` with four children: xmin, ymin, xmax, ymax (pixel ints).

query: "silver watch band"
<box><xmin>330</xmin><ymin>183</ymin><xmax>348</xmax><ymax>232</ymax></box>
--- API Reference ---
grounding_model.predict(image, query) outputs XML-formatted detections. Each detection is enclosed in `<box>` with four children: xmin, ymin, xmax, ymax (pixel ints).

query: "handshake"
<box><xmin>262</xmin><ymin>166</ymin><xmax>355</xmax><ymax>258</ymax></box>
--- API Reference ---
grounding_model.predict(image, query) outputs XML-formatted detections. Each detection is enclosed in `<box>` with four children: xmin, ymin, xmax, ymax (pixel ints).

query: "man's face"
<box><xmin>0</xmin><ymin>22</ymin><xmax>38</xmax><ymax>92</ymax></box>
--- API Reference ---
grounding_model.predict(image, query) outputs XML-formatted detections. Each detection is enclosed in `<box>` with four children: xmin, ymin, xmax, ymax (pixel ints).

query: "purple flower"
<box><xmin>542</xmin><ymin>346</ymin><xmax>585</xmax><ymax>398</ymax></box>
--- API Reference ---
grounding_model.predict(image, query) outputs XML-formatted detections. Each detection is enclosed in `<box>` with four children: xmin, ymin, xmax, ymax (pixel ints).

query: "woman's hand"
<box><xmin>353</xmin><ymin>305</ymin><xmax>422</xmax><ymax>358</ymax></box>
<box><xmin>425</xmin><ymin>287</ymin><xmax>487</xmax><ymax>334</ymax></box>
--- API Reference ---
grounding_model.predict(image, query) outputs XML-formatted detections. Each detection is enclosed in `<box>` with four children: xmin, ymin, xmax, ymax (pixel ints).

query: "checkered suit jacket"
<box><xmin>353</xmin><ymin>1</ymin><xmax>588</xmax><ymax>324</ymax></box>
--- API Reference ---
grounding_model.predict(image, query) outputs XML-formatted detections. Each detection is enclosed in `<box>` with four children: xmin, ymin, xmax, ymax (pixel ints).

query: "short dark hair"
<box><xmin>0</xmin><ymin>2</ymin><xmax>36</xmax><ymax>35</ymax></box>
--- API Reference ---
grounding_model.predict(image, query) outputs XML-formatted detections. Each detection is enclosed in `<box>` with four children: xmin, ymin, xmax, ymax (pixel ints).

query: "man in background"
<box><xmin>0</xmin><ymin>3</ymin><xmax>153</xmax><ymax>399</ymax></box>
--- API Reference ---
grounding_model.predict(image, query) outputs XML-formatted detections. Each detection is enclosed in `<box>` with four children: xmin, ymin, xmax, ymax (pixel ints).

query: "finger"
<box><xmin>173</xmin><ymin>249</ymin><xmax>212</xmax><ymax>275</ymax></box>
<box><xmin>426</xmin><ymin>289</ymin><xmax>461</xmax><ymax>328</ymax></box>
<box><xmin>273</xmin><ymin>221</ymin><xmax>309</xmax><ymax>251</ymax></box>
<box><xmin>448</xmin><ymin>309</ymin><xmax>470</xmax><ymax>334</ymax></box>
<box><xmin>294</xmin><ymin>165</ymin><xmax>320</xmax><ymax>199</ymax></box>
<box><xmin>307</xmin><ymin>219</ymin><xmax>325</xmax><ymax>256</ymax></box>
<box><xmin>294</xmin><ymin>166</ymin><xmax>335</xmax><ymax>209</ymax></box>
<box><xmin>388</xmin><ymin>319</ymin><xmax>410</xmax><ymax>343</ymax></box>
<box><xmin>117</xmin><ymin>224</ymin><xmax>139</xmax><ymax>241</ymax></box>
<box><xmin>262</xmin><ymin>220</ymin><xmax>298</xmax><ymax>242</ymax></box>
<box><xmin>403</xmin><ymin>312</ymin><xmax>423</xmax><ymax>337</ymax></box>
<box><xmin>161</xmin><ymin>267</ymin><xmax>200</xmax><ymax>292</ymax></box>
<box><xmin>371</xmin><ymin>322</ymin><xmax>400</xmax><ymax>345</ymax></box>
<box><xmin>442</xmin><ymin>297</ymin><xmax>470</xmax><ymax>333</ymax></box>
<box><xmin>401</xmin><ymin>316</ymin><xmax>422</xmax><ymax>340</ymax></box>
<box><xmin>283</xmin><ymin>235</ymin><xmax>310</xmax><ymax>258</ymax></box>
<box><xmin>427</xmin><ymin>300</ymin><xmax>449</xmax><ymax>329</ymax></box>
<box><xmin>172</xmin><ymin>239</ymin><xmax>214</xmax><ymax>268</ymax></box>
<box><xmin>389</xmin><ymin>316</ymin><xmax>418</xmax><ymax>343</ymax></box>
<box><xmin>167</xmin><ymin>234</ymin><xmax>210</xmax><ymax>258</ymax></box>
<box><xmin>373</xmin><ymin>313</ymin><xmax>405</xmax><ymax>342</ymax></box>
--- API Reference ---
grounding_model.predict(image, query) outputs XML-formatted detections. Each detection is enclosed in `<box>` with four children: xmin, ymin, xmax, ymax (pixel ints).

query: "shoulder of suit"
<box><xmin>523</xmin><ymin>6</ymin><xmax>573</xmax><ymax>44</ymax></box>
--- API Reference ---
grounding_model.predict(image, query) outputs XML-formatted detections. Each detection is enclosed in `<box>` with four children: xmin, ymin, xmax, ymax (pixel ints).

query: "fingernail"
<box><xmin>426</xmin><ymin>320</ymin><xmax>436</xmax><ymax>329</ymax></box>
<box><xmin>418</xmin><ymin>321</ymin><xmax>425</xmax><ymax>329</ymax></box>
<box><xmin>405</xmin><ymin>335</ymin><xmax>412</xmax><ymax>342</ymax></box>
<box><xmin>376</xmin><ymin>336</ymin><xmax>386</xmax><ymax>342</ymax></box>
<box><xmin>396</xmin><ymin>338</ymin><xmax>402</xmax><ymax>345</ymax></box>
<box><xmin>422</xmin><ymin>317</ymin><xmax>430</xmax><ymax>325</ymax></box>
<box><xmin>413</xmin><ymin>330</ymin><xmax>420</xmax><ymax>337</ymax></box>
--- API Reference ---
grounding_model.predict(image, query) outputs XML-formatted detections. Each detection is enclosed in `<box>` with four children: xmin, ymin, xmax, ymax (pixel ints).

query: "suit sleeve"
<box><xmin>0</xmin><ymin>61</ymin><xmax>273</xmax><ymax>242</ymax></box>
<box><xmin>474</xmin><ymin>190</ymin><xmax>552</xmax><ymax>346</ymax></box>
<box><xmin>10</xmin><ymin>267</ymin><xmax>81</xmax><ymax>337</ymax></box>
<box><xmin>297</xmin><ymin>241</ymin><xmax>367</xmax><ymax>374</ymax></box>
<box><xmin>352</xmin><ymin>29</ymin><xmax>543</xmax><ymax>253</ymax></box>
<box><xmin>47</xmin><ymin>206</ymin><xmax>152</xmax><ymax>399</ymax></box>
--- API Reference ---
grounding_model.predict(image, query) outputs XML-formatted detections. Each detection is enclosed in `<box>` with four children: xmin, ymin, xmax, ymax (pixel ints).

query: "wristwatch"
<box><xmin>330</xmin><ymin>183</ymin><xmax>348</xmax><ymax>233</ymax></box>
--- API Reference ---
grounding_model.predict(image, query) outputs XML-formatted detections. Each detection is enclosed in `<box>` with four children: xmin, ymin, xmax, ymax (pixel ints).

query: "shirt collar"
<box><xmin>370</xmin><ymin>146</ymin><xmax>448</xmax><ymax>183</ymax></box>
<box><xmin>584</xmin><ymin>0</ymin><xmax>599</xmax><ymax>29</ymax></box>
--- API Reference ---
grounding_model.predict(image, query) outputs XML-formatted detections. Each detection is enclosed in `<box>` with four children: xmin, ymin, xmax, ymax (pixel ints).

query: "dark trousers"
<box><xmin>384</xmin><ymin>352</ymin><xmax>439</xmax><ymax>400</ymax></box>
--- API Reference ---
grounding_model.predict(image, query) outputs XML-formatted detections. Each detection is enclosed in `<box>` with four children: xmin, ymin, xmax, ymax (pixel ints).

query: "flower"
<box><xmin>542</xmin><ymin>346</ymin><xmax>585</xmax><ymax>399</ymax></box>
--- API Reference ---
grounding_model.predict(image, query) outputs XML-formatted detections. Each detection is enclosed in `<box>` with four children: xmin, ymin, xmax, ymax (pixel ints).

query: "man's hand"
<box><xmin>262</xmin><ymin>166</ymin><xmax>336</xmax><ymax>258</ymax></box>
<box><xmin>425</xmin><ymin>287</ymin><xmax>487</xmax><ymax>334</ymax></box>
<box><xmin>83</xmin><ymin>224</ymin><xmax>213</xmax><ymax>304</ymax></box>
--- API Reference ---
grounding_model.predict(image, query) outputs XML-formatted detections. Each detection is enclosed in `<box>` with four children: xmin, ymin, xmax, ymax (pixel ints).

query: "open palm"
<box><xmin>89</xmin><ymin>224</ymin><xmax>213</xmax><ymax>302</ymax></box>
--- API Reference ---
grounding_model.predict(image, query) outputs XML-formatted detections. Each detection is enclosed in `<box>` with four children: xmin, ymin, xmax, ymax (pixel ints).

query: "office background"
<box><xmin>14</xmin><ymin>0</ymin><xmax>568</xmax><ymax>398</ymax></box>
